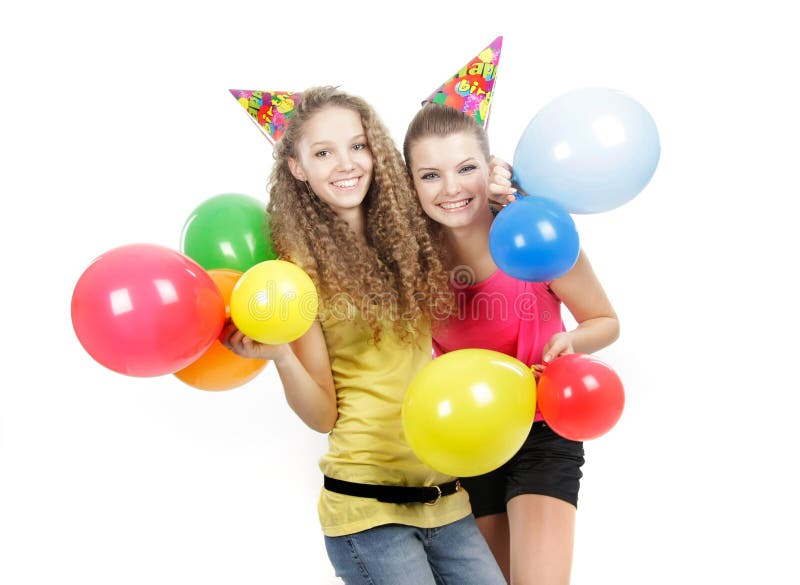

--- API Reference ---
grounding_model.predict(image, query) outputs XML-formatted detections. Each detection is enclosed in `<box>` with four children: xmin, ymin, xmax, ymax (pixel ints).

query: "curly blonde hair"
<box><xmin>267</xmin><ymin>86</ymin><xmax>454</xmax><ymax>342</ymax></box>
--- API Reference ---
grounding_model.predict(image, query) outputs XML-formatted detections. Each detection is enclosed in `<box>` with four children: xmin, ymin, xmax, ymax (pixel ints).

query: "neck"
<box><xmin>442</xmin><ymin>207</ymin><xmax>497</xmax><ymax>282</ymax></box>
<box><xmin>337</xmin><ymin>207</ymin><xmax>368</xmax><ymax>246</ymax></box>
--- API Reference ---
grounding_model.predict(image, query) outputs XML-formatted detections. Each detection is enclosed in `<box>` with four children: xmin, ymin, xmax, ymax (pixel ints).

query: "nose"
<box><xmin>337</xmin><ymin>152</ymin><xmax>355</xmax><ymax>172</ymax></box>
<box><xmin>442</xmin><ymin>174</ymin><xmax>461</xmax><ymax>196</ymax></box>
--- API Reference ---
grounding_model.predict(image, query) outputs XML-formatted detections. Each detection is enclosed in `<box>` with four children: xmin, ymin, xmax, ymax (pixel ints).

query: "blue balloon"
<box><xmin>489</xmin><ymin>196</ymin><xmax>580</xmax><ymax>282</ymax></box>
<box><xmin>513</xmin><ymin>88</ymin><xmax>660</xmax><ymax>214</ymax></box>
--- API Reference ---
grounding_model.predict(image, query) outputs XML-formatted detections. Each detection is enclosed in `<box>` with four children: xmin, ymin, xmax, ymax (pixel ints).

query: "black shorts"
<box><xmin>460</xmin><ymin>421</ymin><xmax>585</xmax><ymax>518</ymax></box>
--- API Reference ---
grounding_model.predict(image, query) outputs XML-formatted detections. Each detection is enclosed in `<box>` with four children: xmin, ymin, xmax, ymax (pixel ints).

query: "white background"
<box><xmin>1</xmin><ymin>1</ymin><xmax>798</xmax><ymax>583</ymax></box>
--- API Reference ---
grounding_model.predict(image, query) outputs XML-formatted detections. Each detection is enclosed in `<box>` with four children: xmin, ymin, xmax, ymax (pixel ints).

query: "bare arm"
<box><xmin>222</xmin><ymin>321</ymin><xmax>338</xmax><ymax>433</ymax></box>
<box><xmin>488</xmin><ymin>161</ymin><xmax>619</xmax><ymax>368</ymax></box>
<box><xmin>544</xmin><ymin>249</ymin><xmax>620</xmax><ymax>363</ymax></box>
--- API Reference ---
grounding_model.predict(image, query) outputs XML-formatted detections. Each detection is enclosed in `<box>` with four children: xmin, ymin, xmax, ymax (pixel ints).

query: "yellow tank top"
<box><xmin>317</xmin><ymin>310</ymin><xmax>471</xmax><ymax>537</ymax></box>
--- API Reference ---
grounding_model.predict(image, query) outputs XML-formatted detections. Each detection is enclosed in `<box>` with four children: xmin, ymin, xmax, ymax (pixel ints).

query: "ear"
<box><xmin>287</xmin><ymin>157</ymin><xmax>306</xmax><ymax>182</ymax></box>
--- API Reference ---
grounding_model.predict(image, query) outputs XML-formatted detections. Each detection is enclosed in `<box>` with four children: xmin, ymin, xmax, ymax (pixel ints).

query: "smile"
<box><xmin>437</xmin><ymin>198</ymin><xmax>473</xmax><ymax>211</ymax></box>
<box><xmin>331</xmin><ymin>178</ymin><xmax>359</xmax><ymax>189</ymax></box>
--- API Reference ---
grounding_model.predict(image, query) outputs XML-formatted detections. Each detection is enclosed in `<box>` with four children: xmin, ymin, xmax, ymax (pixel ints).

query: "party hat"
<box><xmin>423</xmin><ymin>36</ymin><xmax>502</xmax><ymax>129</ymax></box>
<box><xmin>229</xmin><ymin>89</ymin><xmax>302</xmax><ymax>145</ymax></box>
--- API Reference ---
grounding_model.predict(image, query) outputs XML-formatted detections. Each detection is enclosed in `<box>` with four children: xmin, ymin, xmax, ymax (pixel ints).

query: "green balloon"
<box><xmin>181</xmin><ymin>193</ymin><xmax>277</xmax><ymax>272</ymax></box>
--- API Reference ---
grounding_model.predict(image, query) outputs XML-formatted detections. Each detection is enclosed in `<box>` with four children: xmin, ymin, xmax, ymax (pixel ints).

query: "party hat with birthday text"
<box><xmin>422</xmin><ymin>36</ymin><xmax>502</xmax><ymax>129</ymax></box>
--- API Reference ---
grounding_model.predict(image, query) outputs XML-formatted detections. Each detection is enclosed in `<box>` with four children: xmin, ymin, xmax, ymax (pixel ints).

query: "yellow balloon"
<box><xmin>402</xmin><ymin>349</ymin><xmax>536</xmax><ymax>477</ymax></box>
<box><xmin>230</xmin><ymin>260</ymin><xmax>319</xmax><ymax>344</ymax></box>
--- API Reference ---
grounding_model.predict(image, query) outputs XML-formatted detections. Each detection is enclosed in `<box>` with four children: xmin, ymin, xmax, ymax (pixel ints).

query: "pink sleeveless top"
<box><xmin>432</xmin><ymin>269</ymin><xmax>565</xmax><ymax>421</ymax></box>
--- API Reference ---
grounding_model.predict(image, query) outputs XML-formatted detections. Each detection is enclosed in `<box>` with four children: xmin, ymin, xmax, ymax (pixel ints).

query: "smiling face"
<box><xmin>287</xmin><ymin>106</ymin><xmax>374</xmax><ymax>218</ymax></box>
<box><xmin>408</xmin><ymin>131</ymin><xmax>491</xmax><ymax>230</ymax></box>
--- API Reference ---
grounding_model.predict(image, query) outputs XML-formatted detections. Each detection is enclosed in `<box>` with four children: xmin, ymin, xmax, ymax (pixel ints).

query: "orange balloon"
<box><xmin>174</xmin><ymin>269</ymin><xmax>268</xmax><ymax>391</ymax></box>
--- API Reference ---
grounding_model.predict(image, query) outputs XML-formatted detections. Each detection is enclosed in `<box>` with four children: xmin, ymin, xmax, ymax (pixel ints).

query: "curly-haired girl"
<box><xmin>223</xmin><ymin>87</ymin><xmax>505</xmax><ymax>585</ymax></box>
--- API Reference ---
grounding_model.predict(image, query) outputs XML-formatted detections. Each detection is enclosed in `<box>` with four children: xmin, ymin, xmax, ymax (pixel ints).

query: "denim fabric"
<box><xmin>324</xmin><ymin>514</ymin><xmax>505</xmax><ymax>585</ymax></box>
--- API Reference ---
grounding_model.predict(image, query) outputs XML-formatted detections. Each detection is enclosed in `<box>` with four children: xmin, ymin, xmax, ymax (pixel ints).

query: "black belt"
<box><xmin>323</xmin><ymin>476</ymin><xmax>461</xmax><ymax>505</ymax></box>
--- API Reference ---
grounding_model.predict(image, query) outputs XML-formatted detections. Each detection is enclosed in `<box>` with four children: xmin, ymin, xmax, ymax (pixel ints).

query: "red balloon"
<box><xmin>71</xmin><ymin>244</ymin><xmax>226</xmax><ymax>377</ymax></box>
<box><xmin>537</xmin><ymin>354</ymin><xmax>624</xmax><ymax>441</ymax></box>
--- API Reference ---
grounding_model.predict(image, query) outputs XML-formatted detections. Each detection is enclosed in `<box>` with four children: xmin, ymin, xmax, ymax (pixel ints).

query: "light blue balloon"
<box><xmin>513</xmin><ymin>88</ymin><xmax>660</xmax><ymax>214</ymax></box>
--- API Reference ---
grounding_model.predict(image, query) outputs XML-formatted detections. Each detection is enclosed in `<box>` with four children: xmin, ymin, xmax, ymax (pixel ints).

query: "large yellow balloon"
<box><xmin>230</xmin><ymin>260</ymin><xmax>319</xmax><ymax>344</ymax></box>
<box><xmin>402</xmin><ymin>349</ymin><xmax>536</xmax><ymax>477</ymax></box>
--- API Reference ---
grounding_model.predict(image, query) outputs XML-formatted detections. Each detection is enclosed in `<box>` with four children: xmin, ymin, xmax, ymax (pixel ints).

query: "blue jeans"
<box><xmin>324</xmin><ymin>514</ymin><xmax>506</xmax><ymax>585</ymax></box>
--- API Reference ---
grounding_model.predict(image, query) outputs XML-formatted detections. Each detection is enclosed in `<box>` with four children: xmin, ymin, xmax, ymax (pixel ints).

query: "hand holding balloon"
<box><xmin>218</xmin><ymin>320</ymin><xmax>293</xmax><ymax>363</ymax></box>
<box><xmin>541</xmin><ymin>331</ymin><xmax>576</xmax><ymax>364</ymax></box>
<box><xmin>530</xmin><ymin>332</ymin><xmax>576</xmax><ymax>380</ymax></box>
<box><xmin>487</xmin><ymin>156</ymin><xmax>518</xmax><ymax>207</ymax></box>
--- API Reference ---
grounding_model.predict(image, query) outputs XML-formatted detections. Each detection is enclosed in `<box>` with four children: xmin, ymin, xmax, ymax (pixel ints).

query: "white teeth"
<box><xmin>439</xmin><ymin>199</ymin><xmax>470</xmax><ymax>210</ymax></box>
<box><xmin>333</xmin><ymin>178</ymin><xmax>358</xmax><ymax>188</ymax></box>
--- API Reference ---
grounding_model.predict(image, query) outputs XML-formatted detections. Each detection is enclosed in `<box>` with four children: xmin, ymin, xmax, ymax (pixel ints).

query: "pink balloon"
<box><xmin>71</xmin><ymin>244</ymin><xmax>226</xmax><ymax>377</ymax></box>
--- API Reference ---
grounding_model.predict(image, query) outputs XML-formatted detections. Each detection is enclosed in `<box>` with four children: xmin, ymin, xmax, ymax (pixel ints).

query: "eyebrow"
<box><xmin>308</xmin><ymin>134</ymin><xmax>367</xmax><ymax>150</ymax></box>
<box><xmin>415</xmin><ymin>157</ymin><xmax>479</xmax><ymax>173</ymax></box>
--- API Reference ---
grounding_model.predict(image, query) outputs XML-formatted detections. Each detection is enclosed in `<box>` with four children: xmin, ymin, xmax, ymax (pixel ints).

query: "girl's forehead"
<box><xmin>302</xmin><ymin>107</ymin><xmax>364</xmax><ymax>139</ymax></box>
<box><xmin>411</xmin><ymin>133</ymin><xmax>485</xmax><ymax>163</ymax></box>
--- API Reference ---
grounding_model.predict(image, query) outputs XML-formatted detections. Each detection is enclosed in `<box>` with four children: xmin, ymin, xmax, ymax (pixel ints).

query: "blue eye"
<box><xmin>420</xmin><ymin>172</ymin><xmax>439</xmax><ymax>181</ymax></box>
<box><xmin>353</xmin><ymin>143</ymin><xmax>368</xmax><ymax>151</ymax></box>
<box><xmin>459</xmin><ymin>164</ymin><xmax>477</xmax><ymax>174</ymax></box>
